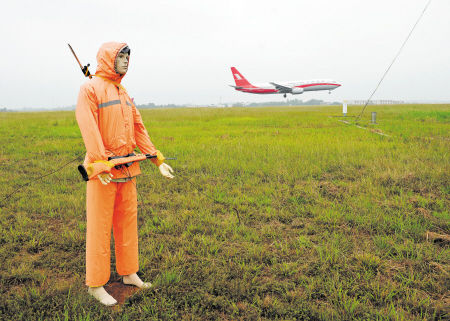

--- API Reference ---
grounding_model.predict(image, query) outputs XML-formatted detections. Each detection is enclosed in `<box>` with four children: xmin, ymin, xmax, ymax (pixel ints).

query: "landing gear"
<box><xmin>284</xmin><ymin>93</ymin><xmax>287</xmax><ymax>98</ymax></box>
<box><xmin>328</xmin><ymin>90</ymin><xmax>331</xmax><ymax>94</ymax></box>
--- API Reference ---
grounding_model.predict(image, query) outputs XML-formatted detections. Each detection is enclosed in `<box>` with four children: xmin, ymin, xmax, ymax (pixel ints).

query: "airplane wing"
<box><xmin>270</xmin><ymin>82</ymin><xmax>292</xmax><ymax>93</ymax></box>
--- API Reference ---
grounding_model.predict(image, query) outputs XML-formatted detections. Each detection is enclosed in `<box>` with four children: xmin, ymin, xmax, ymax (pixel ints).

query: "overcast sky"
<box><xmin>0</xmin><ymin>0</ymin><xmax>449</xmax><ymax>109</ymax></box>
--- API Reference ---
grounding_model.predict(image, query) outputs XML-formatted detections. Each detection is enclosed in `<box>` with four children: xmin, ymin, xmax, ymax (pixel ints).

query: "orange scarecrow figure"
<box><xmin>76</xmin><ymin>42</ymin><xmax>174</xmax><ymax>306</ymax></box>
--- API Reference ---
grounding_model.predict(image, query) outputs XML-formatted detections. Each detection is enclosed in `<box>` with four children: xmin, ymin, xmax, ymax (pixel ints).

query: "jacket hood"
<box><xmin>95</xmin><ymin>42</ymin><xmax>129</xmax><ymax>82</ymax></box>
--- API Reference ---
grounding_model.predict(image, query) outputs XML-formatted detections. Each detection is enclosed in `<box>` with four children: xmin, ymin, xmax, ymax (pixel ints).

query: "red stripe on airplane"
<box><xmin>298</xmin><ymin>83</ymin><xmax>341</xmax><ymax>88</ymax></box>
<box><xmin>239</xmin><ymin>88</ymin><xmax>278</xmax><ymax>93</ymax></box>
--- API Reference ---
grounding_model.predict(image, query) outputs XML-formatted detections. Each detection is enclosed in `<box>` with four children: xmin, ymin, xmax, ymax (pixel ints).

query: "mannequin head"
<box><xmin>115</xmin><ymin>46</ymin><xmax>130</xmax><ymax>75</ymax></box>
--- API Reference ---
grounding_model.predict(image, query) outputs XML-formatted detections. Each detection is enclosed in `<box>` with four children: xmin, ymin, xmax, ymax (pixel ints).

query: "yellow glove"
<box><xmin>84</xmin><ymin>160</ymin><xmax>114</xmax><ymax>183</ymax></box>
<box><xmin>93</xmin><ymin>160</ymin><xmax>114</xmax><ymax>185</ymax></box>
<box><xmin>155</xmin><ymin>150</ymin><xmax>166</xmax><ymax>167</ymax></box>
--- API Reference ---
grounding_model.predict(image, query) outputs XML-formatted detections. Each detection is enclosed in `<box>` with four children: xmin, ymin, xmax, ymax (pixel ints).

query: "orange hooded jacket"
<box><xmin>76</xmin><ymin>42</ymin><xmax>158</xmax><ymax>179</ymax></box>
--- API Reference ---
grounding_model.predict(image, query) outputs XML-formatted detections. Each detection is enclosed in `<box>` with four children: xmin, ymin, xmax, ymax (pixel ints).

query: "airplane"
<box><xmin>230</xmin><ymin>67</ymin><xmax>341</xmax><ymax>98</ymax></box>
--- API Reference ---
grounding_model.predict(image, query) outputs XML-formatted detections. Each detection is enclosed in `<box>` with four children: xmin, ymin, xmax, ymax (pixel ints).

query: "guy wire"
<box><xmin>121</xmin><ymin>166</ymin><xmax>152</xmax><ymax>216</ymax></box>
<box><xmin>174</xmin><ymin>168</ymin><xmax>242</xmax><ymax>225</ymax></box>
<box><xmin>123</xmin><ymin>162</ymin><xmax>242</xmax><ymax>226</ymax></box>
<box><xmin>0</xmin><ymin>152</ymin><xmax>85</xmax><ymax>207</ymax></box>
<box><xmin>355</xmin><ymin>0</ymin><xmax>432</xmax><ymax>122</ymax></box>
<box><xmin>58</xmin><ymin>148</ymin><xmax>241</xmax><ymax>226</ymax></box>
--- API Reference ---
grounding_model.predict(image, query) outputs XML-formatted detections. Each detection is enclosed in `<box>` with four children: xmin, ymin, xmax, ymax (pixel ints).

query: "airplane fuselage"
<box><xmin>236</xmin><ymin>80</ymin><xmax>341</xmax><ymax>94</ymax></box>
<box><xmin>230</xmin><ymin>67</ymin><xmax>341</xmax><ymax>96</ymax></box>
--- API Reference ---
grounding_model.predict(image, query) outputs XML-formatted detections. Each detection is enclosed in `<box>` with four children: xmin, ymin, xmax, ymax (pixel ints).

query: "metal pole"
<box><xmin>371</xmin><ymin>112</ymin><xmax>377</xmax><ymax>124</ymax></box>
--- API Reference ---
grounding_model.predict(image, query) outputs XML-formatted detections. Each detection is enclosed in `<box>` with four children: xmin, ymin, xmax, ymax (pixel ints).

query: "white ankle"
<box><xmin>88</xmin><ymin>286</ymin><xmax>117</xmax><ymax>306</ymax></box>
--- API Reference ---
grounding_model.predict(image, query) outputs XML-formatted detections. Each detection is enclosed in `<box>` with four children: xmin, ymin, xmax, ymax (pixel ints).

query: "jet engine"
<box><xmin>291</xmin><ymin>88</ymin><xmax>304</xmax><ymax>95</ymax></box>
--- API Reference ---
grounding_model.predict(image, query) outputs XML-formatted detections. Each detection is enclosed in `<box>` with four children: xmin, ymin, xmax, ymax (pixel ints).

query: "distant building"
<box><xmin>347</xmin><ymin>100</ymin><xmax>405</xmax><ymax>105</ymax></box>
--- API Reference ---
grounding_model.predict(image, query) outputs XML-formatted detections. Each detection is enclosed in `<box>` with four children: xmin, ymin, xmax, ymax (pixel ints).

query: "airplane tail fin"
<box><xmin>231</xmin><ymin>67</ymin><xmax>253</xmax><ymax>87</ymax></box>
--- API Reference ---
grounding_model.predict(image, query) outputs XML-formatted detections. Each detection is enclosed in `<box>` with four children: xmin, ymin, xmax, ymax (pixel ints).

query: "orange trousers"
<box><xmin>85</xmin><ymin>178</ymin><xmax>139</xmax><ymax>287</ymax></box>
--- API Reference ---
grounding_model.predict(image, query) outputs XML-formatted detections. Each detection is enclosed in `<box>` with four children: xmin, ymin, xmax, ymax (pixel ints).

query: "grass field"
<box><xmin>0</xmin><ymin>104</ymin><xmax>448</xmax><ymax>320</ymax></box>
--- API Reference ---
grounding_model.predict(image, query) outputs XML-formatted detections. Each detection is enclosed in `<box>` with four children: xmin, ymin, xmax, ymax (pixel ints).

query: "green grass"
<box><xmin>0</xmin><ymin>104</ymin><xmax>449</xmax><ymax>320</ymax></box>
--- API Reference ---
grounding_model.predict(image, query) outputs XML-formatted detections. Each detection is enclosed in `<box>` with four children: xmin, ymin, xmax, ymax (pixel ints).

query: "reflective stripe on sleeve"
<box><xmin>98</xmin><ymin>100</ymin><xmax>121</xmax><ymax>109</ymax></box>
